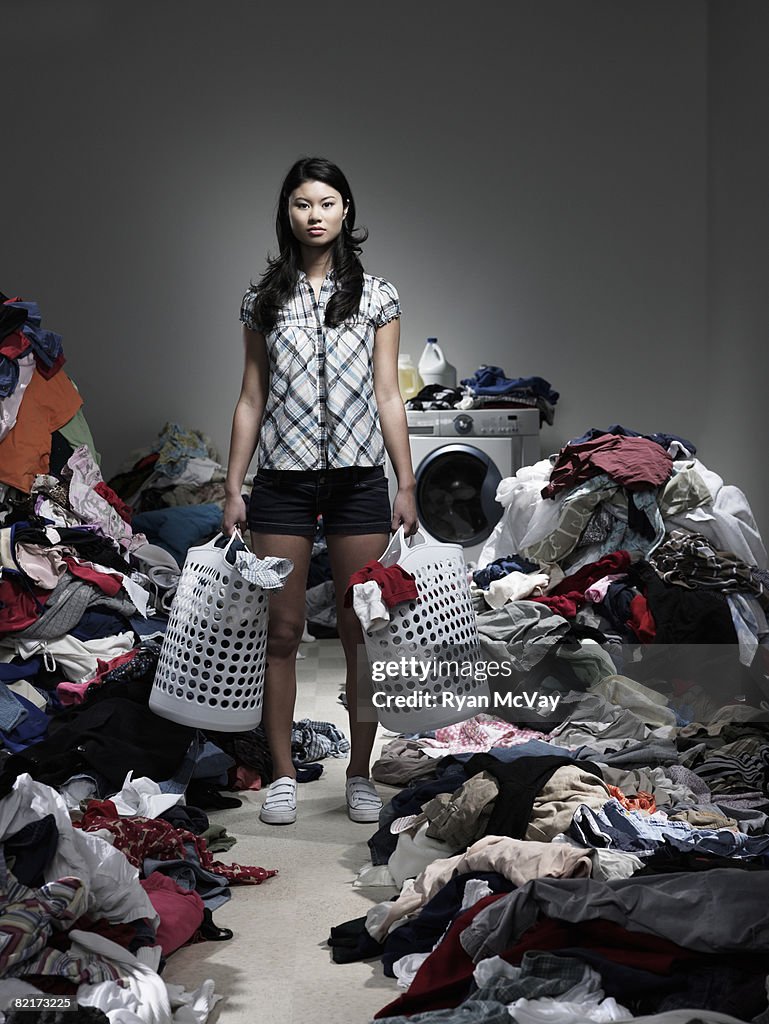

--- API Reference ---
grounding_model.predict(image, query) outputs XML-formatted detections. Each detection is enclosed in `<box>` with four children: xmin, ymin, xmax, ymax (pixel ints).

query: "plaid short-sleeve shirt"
<box><xmin>240</xmin><ymin>272</ymin><xmax>400</xmax><ymax>470</ymax></box>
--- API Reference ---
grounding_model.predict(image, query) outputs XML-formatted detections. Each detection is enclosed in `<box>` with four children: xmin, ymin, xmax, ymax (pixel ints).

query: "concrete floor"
<box><xmin>162</xmin><ymin>638</ymin><xmax>404</xmax><ymax>1024</ymax></box>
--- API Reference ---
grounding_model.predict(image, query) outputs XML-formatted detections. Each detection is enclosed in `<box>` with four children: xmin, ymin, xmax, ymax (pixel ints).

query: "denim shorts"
<box><xmin>247</xmin><ymin>465</ymin><xmax>392</xmax><ymax>536</ymax></box>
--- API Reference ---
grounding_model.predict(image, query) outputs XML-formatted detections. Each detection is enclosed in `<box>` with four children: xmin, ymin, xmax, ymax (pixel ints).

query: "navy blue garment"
<box><xmin>460</xmin><ymin>367</ymin><xmax>559</xmax><ymax>404</ymax></box>
<box><xmin>0</xmin><ymin>293</ymin><xmax>29</xmax><ymax>339</ymax></box>
<box><xmin>0</xmin><ymin>659</ymin><xmax>44</xmax><ymax>684</ymax></box>
<box><xmin>568</xmin><ymin>424</ymin><xmax>696</xmax><ymax>455</ymax></box>
<box><xmin>158</xmin><ymin>803</ymin><xmax>209</xmax><ymax>835</ymax></box>
<box><xmin>4</xmin><ymin>813</ymin><xmax>59</xmax><ymax>887</ymax></box>
<box><xmin>382</xmin><ymin>872</ymin><xmax>515</xmax><ymax>976</ymax></box>
<box><xmin>5</xmin><ymin>299</ymin><xmax>64</xmax><ymax>371</ymax></box>
<box><xmin>597</xmin><ymin>581</ymin><xmax>638</xmax><ymax>635</ymax></box>
<box><xmin>328</xmin><ymin>915</ymin><xmax>386</xmax><ymax>964</ymax></box>
<box><xmin>473</xmin><ymin>555</ymin><xmax>541</xmax><ymax>590</ymax></box>
<box><xmin>627</xmin><ymin>492</ymin><xmax>657</xmax><ymax>541</ymax></box>
<box><xmin>70</xmin><ymin>609</ymin><xmax>135</xmax><ymax>642</ymax></box>
<box><xmin>369</xmin><ymin>762</ymin><xmax>469</xmax><ymax>866</ymax></box>
<box><xmin>131</xmin><ymin>613</ymin><xmax>168</xmax><ymax>637</ymax></box>
<box><xmin>0</xmin><ymin>693</ymin><xmax>49</xmax><ymax>753</ymax></box>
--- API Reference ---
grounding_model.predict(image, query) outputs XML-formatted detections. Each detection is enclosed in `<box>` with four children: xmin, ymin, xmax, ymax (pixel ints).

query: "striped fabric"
<box><xmin>240</xmin><ymin>272</ymin><xmax>400</xmax><ymax>470</ymax></box>
<box><xmin>692</xmin><ymin>745</ymin><xmax>769</xmax><ymax>795</ymax></box>
<box><xmin>650</xmin><ymin>529</ymin><xmax>769</xmax><ymax>610</ymax></box>
<box><xmin>0</xmin><ymin>857</ymin><xmax>87</xmax><ymax>973</ymax></box>
<box><xmin>291</xmin><ymin>718</ymin><xmax>351</xmax><ymax>763</ymax></box>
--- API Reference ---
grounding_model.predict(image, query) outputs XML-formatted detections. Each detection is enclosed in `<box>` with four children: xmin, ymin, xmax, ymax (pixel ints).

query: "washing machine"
<box><xmin>386</xmin><ymin>408</ymin><xmax>540</xmax><ymax>565</ymax></box>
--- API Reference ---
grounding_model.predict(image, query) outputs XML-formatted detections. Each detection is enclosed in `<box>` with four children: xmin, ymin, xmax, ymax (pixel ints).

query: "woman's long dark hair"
<box><xmin>249</xmin><ymin>157</ymin><xmax>368</xmax><ymax>333</ymax></box>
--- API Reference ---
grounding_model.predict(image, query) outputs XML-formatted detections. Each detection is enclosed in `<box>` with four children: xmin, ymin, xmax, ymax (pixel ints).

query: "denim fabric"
<box><xmin>191</xmin><ymin>739</ymin><xmax>236</xmax><ymax>781</ymax></box>
<box><xmin>142</xmin><ymin>849</ymin><xmax>231</xmax><ymax>911</ymax></box>
<box><xmin>158</xmin><ymin>732</ymin><xmax>203</xmax><ymax>795</ymax></box>
<box><xmin>0</xmin><ymin>683</ymin><xmax>26</xmax><ymax>733</ymax></box>
<box><xmin>0</xmin><ymin>693</ymin><xmax>49</xmax><ymax>753</ymax></box>
<box><xmin>247</xmin><ymin>465</ymin><xmax>391</xmax><ymax>536</ymax></box>
<box><xmin>570</xmin><ymin>799</ymin><xmax>769</xmax><ymax>860</ymax></box>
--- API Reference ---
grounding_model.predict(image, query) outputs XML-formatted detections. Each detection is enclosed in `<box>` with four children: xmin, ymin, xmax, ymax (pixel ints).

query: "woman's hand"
<box><xmin>392</xmin><ymin>486</ymin><xmax>419</xmax><ymax>537</ymax></box>
<box><xmin>222</xmin><ymin>493</ymin><xmax>248</xmax><ymax>537</ymax></box>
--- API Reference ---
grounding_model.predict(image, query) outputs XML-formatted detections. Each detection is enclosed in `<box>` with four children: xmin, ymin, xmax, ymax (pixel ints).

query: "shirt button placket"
<box><xmin>315</xmin><ymin>289</ymin><xmax>327</xmax><ymax>470</ymax></box>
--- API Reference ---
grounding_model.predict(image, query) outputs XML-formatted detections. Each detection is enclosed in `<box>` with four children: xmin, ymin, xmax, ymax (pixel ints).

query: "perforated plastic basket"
<box><xmin>360</xmin><ymin>527</ymin><xmax>487</xmax><ymax>731</ymax></box>
<box><xmin>150</xmin><ymin>532</ymin><xmax>269</xmax><ymax>731</ymax></box>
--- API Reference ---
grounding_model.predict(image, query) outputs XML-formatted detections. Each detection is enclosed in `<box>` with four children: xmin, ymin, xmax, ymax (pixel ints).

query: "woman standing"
<box><xmin>223</xmin><ymin>157</ymin><xmax>417</xmax><ymax>825</ymax></box>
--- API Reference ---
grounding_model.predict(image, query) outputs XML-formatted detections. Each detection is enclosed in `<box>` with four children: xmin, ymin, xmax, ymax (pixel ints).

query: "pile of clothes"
<box><xmin>474</xmin><ymin>424</ymin><xmax>767</xmax><ymax>662</ymax></box>
<box><xmin>1</xmin><ymin>292</ymin><xmax>89</xmax><ymax>495</ymax></box>
<box><xmin>406</xmin><ymin>366</ymin><xmax>559</xmax><ymax>426</ymax></box>
<box><xmin>0</xmin><ymin>297</ymin><xmax>348</xmax><ymax>1018</ymax></box>
<box><xmin>330</xmin><ymin>423</ymin><xmax>769</xmax><ymax>1023</ymax></box>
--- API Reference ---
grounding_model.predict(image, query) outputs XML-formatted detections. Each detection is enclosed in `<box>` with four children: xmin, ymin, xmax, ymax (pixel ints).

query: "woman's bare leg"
<box><xmin>326</xmin><ymin>532</ymin><xmax>390</xmax><ymax>778</ymax></box>
<box><xmin>251</xmin><ymin>532</ymin><xmax>314</xmax><ymax>780</ymax></box>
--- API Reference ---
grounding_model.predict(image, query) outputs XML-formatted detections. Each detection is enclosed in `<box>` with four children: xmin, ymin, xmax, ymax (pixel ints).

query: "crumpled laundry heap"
<box><xmin>0</xmin><ymin>293</ymin><xmax>85</xmax><ymax>491</ymax></box>
<box><xmin>107</xmin><ymin>421</ymin><xmax>255</xmax><ymax>517</ymax></box>
<box><xmin>405</xmin><ymin>366</ymin><xmax>559</xmax><ymax>425</ymax></box>
<box><xmin>459</xmin><ymin>368</ymin><xmax>559</xmax><ymax>425</ymax></box>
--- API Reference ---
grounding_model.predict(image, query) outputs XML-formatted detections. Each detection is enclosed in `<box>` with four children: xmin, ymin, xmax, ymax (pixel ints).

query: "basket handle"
<box><xmin>209</xmin><ymin>529</ymin><xmax>246</xmax><ymax>565</ymax></box>
<box><xmin>378</xmin><ymin>525</ymin><xmax>431</xmax><ymax>568</ymax></box>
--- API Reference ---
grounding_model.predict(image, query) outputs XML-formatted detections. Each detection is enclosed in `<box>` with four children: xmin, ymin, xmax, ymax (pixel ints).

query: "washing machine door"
<box><xmin>414</xmin><ymin>443</ymin><xmax>503</xmax><ymax>548</ymax></box>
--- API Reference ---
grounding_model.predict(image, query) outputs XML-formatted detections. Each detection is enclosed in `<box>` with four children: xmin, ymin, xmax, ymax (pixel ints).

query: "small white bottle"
<box><xmin>418</xmin><ymin>337</ymin><xmax>457</xmax><ymax>388</ymax></box>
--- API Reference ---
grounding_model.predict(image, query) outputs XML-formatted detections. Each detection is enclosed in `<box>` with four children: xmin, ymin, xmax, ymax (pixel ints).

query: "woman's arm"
<box><xmin>222</xmin><ymin>327</ymin><xmax>269</xmax><ymax>535</ymax></box>
<box><xmin>373</xmin><ymin>317</ymin><xmax>418</xmax><ymax>535</ymax></box>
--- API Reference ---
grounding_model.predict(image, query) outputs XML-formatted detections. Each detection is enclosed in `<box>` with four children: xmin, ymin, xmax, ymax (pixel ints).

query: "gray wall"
<box><xmin>2</xmin><ymin>1</ymin><xmax>766</xmax><ymax>533</ymax></box>
<box><xmin>703</xmin><ymin>0</ymin><xmax>769</xmax><ymax>538</ymax></box>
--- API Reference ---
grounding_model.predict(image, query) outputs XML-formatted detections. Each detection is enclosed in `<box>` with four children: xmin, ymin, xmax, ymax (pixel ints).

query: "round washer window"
<box><xmin>415</xmin><ymin>446</ymin><xmax>502</xmax><ymax>545</ymax></box>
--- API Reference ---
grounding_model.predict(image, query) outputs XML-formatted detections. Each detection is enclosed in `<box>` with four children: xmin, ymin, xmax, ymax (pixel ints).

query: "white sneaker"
<box><xmin>259</xmin><ymin>776</ymin><xmax>297</xmax><ymax>825</ymax></box>
<box><xmin>345</xmin><ymin>776</ymin><xmax>383</xmax><ymax>824</ymax></box>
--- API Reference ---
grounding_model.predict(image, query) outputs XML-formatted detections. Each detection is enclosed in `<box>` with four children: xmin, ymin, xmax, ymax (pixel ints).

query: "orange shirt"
<box><xmin>0</xmin><ymin>369</ymin><xmax>83</xmax><ymax>492</ymax></box>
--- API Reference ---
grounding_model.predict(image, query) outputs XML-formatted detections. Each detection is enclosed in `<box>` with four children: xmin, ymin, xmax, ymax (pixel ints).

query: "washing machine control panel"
<box><xmin>406</xmin><ymin>408</ymin><xmax>539</xmax><ymax>437</ymax></box>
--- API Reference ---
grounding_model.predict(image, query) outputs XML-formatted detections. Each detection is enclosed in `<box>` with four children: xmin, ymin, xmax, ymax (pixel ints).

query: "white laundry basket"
<box><xmin>361</xmin><ymin>526</ymin><xmax>487</xmax><ymax>731</ymax></box>
<box><xmin>150</xmin><ymin>532</ymin><xmax>269</xmax><ymax>731</ymax></box>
